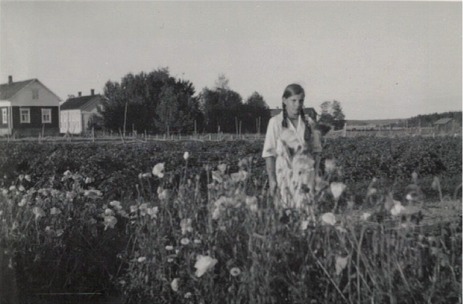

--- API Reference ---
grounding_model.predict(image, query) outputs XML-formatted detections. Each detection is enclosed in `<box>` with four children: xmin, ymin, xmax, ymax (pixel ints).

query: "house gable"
<box><xmin>61</xmin><ymin>95</ymin><xmax>106</xmax><ymax>113</ymax></box>
<box><xmin>0</xmin><ymin>79</ymin><xmax>61</xmax><ymax>107</ymax></box>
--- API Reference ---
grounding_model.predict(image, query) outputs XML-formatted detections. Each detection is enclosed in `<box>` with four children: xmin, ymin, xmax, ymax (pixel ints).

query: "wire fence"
<box><xmin>1</xmin><ymin>126</ymin><xmax>461</xmax><ymax>144</ymax></box>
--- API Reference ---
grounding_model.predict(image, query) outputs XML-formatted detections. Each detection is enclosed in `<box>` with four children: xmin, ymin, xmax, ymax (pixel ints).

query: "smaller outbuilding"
<box><xmin>60</xmin><ymin>90</ymin><xmax>107</xmax><ymax>134</ymax></box>
<box><xmin>433</xmin><ymin>118</ymin><xmax>456</xmax><ymax>134</ymax></box>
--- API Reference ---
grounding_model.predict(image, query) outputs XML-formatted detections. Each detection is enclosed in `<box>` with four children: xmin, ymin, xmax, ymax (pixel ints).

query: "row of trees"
<box><xmin>98</xmin><ymin>69</ymin><xmax>271</xmax><ymax>135</ymax></box>
<box><xmin>96</xmin><ymin>68</ymin><xmax>346</xmax><ymax>135</ymax></box>
<box><xmin>406</xmin><ymin>111</ymin><xmax>462</xmax><ymax>128</ymax></box>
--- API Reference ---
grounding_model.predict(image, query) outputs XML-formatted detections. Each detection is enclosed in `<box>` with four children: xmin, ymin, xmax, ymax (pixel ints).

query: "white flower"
<box><xmin>129</xmin><ymin>205</ymin><xmax>138</xmax><ymax>213</ymax></box>
<box><xmin>50</xmin><ymin>207</ymin><xmax>61</xmax><ymax>215</ymax></box>
<box><xmin>104</xmin><ymin>215</ymin><xmax>117</xmax><ymax>230</ymax></box>
<box><xmin>9</xmin><ymin>185</ymin><xmax>16</xmax><ymax>192</ymax></box>
<box><xmin>335</xmin><ymin>255</ymin><xmax>349</xmax><ymax>275</ymax></box>
<box><xmin>367</xmin><ymin>187</ymin><xmax>377</xmax><ymax>196</ymax></box>
<box><xmin>104</xmin><ymin>208</ymin><xmax>115</xmax><ymax>216</ymax></box>
<box><xmin>146</xmin><ymin>207</ymin><xmax>158</xmax><ymax>219</ymax></box>
<box><xmin>300</xmin><ymin>220</ymin><xmax>310</xmax><ymax>231</ymax></box>
<box><xmin>230</xmin><ymin>170</ymin><xmax>248</xmax><ymax>182</ymax></box>
<box><xmin>217</xmin><ymin>163</ymin><xmax>227</xmax><ymax>173</ymax></box>
<box><xmin>211</xmin><ymin>170</ymin><xmax>224</xmax><ymax>183</ymax></box>
<box><xmin>32</xmin><ymin>206</ymin><xmax>45</xmax><ymax>220</ymax></box>
<box><xmin>171</xmin><ymin>278</ymin><xmax>179</xmax><ymax>292</ymax></box>
<box><xmin>183</xmin><ymin>152</ymin><xmax>189</xmax><ymax>160</ymax></box>
<box><xmin>165</xmin><ymin>245</ymin><xmax>174</xmax><ymax>251</ymax></box>
<box><xmin>330</xmin><ymin>182</ymin><xmax>346</xmax><ymax>200</ymax></box>
<box><xmin>84</xmin><ymin>189</ymin><xmax>103</xmax><ymax>199</ymax></box>
<box><xmin>138</xmin><ymin>203</ymin><xmax>148</xmax><ymax>216</ymax></box>
<box><xmin>18</xmin><ymin>198</ymin><xmax>27</xmax><ymax>207</ymax></box>
<box><xmin>390</xmin><ymin>200</ymin><xmax>405</xmax><ymax>216</ymax></box>
<box><xmin>180</xmin><ymin>218</ymin><xmax>193</xmax><ymax>235</ymax></box>
<box><xmin>85</xmin><ymin>177</ymin><xmax>94</xmax><ymax>184</ymax></box>
<box><xmin>230</xmin><ymin>267</ymin><xmax>241</xmax><ymax>277</ymax></box>
<box><xmin>152</xmin><ymin>163</ymin><xmax>165</xmax><ymax>178</ymax></box>
<box><xmin>18</xmin><ymin>185</ymin><xmax>25</xmax><ymax>192</ymax></box>
<box><xmin>109</xmin><ymin>200</ymin><xmax>122</xmax><ymax>210</ymax></box>
<box><xmin>194</xmin><ymin>239</ymin><xmax>201</xmax><ymax>244</ymax></box>
<box><xmin>157</xmin><ymin>187</ymin><xmax>170</xmax><ymax>200</ymax></box>
<box><xmin>324</xmin><ymin>159</ymin><xmax>336</xmax><ymax>174</ymax></box>
<box><xmin>137</xmin><ymin>257</ymin><xmax>146</xmax><ymax>263</ymax></box>
<box><xmin>180</xmin><ymin>238</ymin><xmax>190</xmax><ymax>245</ymax></box>
<box><xmin>63</xmin><ymin>170</ymin><xmax>72</xmax><ymax>177</ymax></box>
<box><xmin>212</xmin><ymin>207</ymin><xmax>222</xmax><ymax>220</ymax></box>
<box><xmin>184</xmin><ymin>292</ymin><xmax>192</xmax><ymax>299</ymax></box>
<box><xmin>245</xmin><ymin>196</ymin><xmax>258</xmax><ymax>212</ymax></box>
<box><xmin>361</xmin><ymin>212</ymin><xmax>371</xmax><ymax>221</ymax></box>
<box><xmin>25</xmin><ymin>175</ymin><xmax>32</xmax><ymax>182</ymax></box>
<box><xmin>321</xmin><ymin>212</ymin><xmax>336</xmax><ymax>226</ymax></box>
<box><xmin>194</xmin><ymin>255</ymin><xmax>218</xmax><ymax>277</ymax></box>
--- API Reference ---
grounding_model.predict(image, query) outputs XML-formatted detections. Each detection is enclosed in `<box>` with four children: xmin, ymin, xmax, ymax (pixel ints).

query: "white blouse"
<box><xmin>262</xmin><ymin>112</ymin><xmax>320</xmax><ymax>158</ymax></box>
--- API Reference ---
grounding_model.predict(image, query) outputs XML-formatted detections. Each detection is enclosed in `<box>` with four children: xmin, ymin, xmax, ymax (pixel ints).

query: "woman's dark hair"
<box><xmin>282</xmin><ymin>84</ymin><xmax>304</xmax><ymax>128</ymax></box>
<box><xmin>281</xmin><ymin>84</ymin><xmax>312</xmax><ymax>142</ymax></box>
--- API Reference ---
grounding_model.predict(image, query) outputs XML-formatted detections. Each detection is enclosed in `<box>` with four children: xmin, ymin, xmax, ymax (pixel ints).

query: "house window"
<box><xmin>32</xmin><ymin>89</ymin><xmax>39</xmax><ymax>99</ymax></box>
<box><xmin>2</xmin><ymin>109</ymin><xmax>7</xmax><ymax>124</ymax></box>
<box><xmin>20</xmin><ymin>108</ymin><xmax>30</xmax><ymax>123</ymax></box>
<box><xmin>42</xmin><ymin>108</ymin><xmax>52</xmax><ymax>123</ymax></box>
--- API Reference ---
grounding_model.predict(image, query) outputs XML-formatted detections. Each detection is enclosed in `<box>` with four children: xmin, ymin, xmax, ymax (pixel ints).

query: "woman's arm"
<box><xmin>265</xmin><ymin>156</ymin><xmax>277</xmax><ymax>194</ymax></box>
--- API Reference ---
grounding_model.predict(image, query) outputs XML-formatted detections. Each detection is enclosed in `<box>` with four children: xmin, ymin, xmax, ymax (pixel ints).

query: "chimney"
<box><xmin>8</xmin><ymin>75</ymin><xmax>12</xmax><ymax>84</ymax></box>
<box><xmin>78</xmin><ymin>92</ymin><xmax>82</xmax><ymax>97</ymax></box>
<box><xmin>91</xmin><ymin>89</ymin><xmax>95</xmax><ymax>96</ymax></box>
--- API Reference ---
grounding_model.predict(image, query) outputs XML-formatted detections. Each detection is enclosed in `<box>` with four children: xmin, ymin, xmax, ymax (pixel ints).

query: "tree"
<box><xmin>154</xmin><ymin>80</ymin><xmax>203</xmax><ymax>135</ymax></box>
<box><xmin>318</xmin><ymin>100</ymin><xmax>346</xmax><ymax>130</ymax></box>
<box><xmin>200</xmin><ymin>75</ymin><xmax>244</xmax><ymax>133</ymax></box>
<box><xmin>242</xmin><ymin>92</ymin><xmax>271</xmax><ymax>133</ymax></box>
<box><xmin>214</xmin><ymin>74</ymin><xmax>230</xmax><ymax>90</ymax></box>
<box><xmin>99</xmin><ymin>68</ymin><xmax>203</xmax><ymax>134</ymax></box>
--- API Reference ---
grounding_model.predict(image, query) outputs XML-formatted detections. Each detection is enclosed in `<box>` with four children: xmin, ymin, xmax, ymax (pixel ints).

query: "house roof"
<box><xmin>0</xmin><ymin>79</ymin><xmax>36</xmax><ymax>100</ymax></box>
<box><xmin>434</xmin><ymin>118</ymin><xmax>453</xmax><ymax>125</ymax></box>
<box><xmin>60</xmin><ymin>94</ymin><xmax>105</xmax><ymax>110</ymax></box>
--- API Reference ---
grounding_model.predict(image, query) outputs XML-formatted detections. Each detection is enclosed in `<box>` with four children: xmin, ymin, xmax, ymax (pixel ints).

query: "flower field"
<box><xmin>0</xmin><ymin>136</ymin><xmax>461</xmax><ymax>304</ymax></box>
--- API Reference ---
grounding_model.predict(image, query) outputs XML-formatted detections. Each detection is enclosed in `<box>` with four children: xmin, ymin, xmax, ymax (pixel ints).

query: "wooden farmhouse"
<box><xmin>0</xmin><ymin>76</ymin><xmax>61</xmax><ymax>137</ymax></box>
<box><xmin>60</xmin><ymin>90</ymin><xmax>107</xmax><ymax>134</ymax></box>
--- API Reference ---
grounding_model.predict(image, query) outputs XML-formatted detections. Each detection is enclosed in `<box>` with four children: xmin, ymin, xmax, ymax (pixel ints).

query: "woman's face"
<box><xmin>283</xmin><ymin>93</ymin><xmax>304</xmax><ymax>118</ymax></box>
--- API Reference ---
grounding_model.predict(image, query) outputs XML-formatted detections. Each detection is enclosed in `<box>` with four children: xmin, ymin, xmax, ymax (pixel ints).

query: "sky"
<box><xmin>0</xmin><ymin>1</ymin><xmax>461</xmax><ymax>120</ymax></box>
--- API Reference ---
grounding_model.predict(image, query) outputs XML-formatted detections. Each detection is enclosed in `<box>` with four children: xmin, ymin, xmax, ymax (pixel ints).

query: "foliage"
<box><xmin>0</xmin><ymin>172</ymin><xmax>128</xmax><ymax>300</ymax></box>
<box><xmin>319</xmin><ymin>100</ymin><xmax>346</xmax><ymax>130</ymax></box>
<box><xmin>0</xmin><ymin>137</ymin><xmax>461</xmax><ymax>303</ymax></box>
<box><xmin>0</xmin><ymin>136</ymin><xmax>460</xmax><ymax>202</ymax></box>
<box><xmin>200</xmin><ymin>75</ymin><xmax>271</xmax><ymax>134</ymax></box>
<box><xmin>100</xmin><ymin>68</ymin><xmax>203</xmax><ymax>134</ymax></box>
<box><xmin>407</xmin><ymin>111</ymin><xmax>462</xmax><ymax>128</ymax></box>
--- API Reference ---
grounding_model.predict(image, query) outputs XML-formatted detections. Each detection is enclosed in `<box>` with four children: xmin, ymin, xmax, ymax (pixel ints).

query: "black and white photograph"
<box><xmin>0</xmin><ymin>1</ymin><xmax>461</xmax><ymax>303</ymax></box>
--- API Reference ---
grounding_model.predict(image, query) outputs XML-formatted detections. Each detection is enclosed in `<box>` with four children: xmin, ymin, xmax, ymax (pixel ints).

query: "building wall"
<box><xmin>10</xmin><ymin>106</ymin><xmax>59</xmax><ymax>136</ymax></box>
<box><xmin>60</xmin><ymin>109</ymin><xmax>83</xmax><ymax>134</ymax></box>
